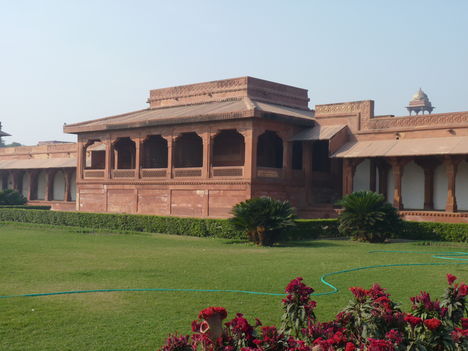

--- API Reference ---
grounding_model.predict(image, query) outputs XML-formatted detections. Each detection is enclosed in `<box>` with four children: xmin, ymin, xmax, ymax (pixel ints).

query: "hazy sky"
<box><xmin>1</xmin><ymin>0</ymin><xmax>467</xmax><ymax>145</ymax></box>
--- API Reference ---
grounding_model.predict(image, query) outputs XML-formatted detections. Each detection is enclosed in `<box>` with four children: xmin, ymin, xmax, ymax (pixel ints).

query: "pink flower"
<box><xmin>424</xmin><ymin>318</ymin><xmax>442</xmax><ymax>331</ymax></box>
<box><xmin>447</xmin><ymin>273</ymin><xmax>457</xmax><ymax>285</ymax></box>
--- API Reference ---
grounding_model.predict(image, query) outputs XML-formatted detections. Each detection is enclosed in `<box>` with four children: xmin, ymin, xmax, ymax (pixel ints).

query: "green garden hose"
<box><xmin>1</xmin><ymin>250</ymin><xmax>467</xmax><ymax>299</ymax></box>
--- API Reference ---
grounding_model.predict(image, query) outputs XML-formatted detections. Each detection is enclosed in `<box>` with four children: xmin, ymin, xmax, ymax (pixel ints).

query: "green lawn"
<box><xmin>0</xmin><ymin>223</ymin><xmax>467</xmax><ymax>351</ymax></box>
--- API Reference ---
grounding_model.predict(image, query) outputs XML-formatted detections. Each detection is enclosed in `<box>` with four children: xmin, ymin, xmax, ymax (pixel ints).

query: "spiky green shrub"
<box><xmin>229</xmin><ymin>197</ymin><xmax>296</xmax><ymax>246</ymax></box>
<box><xmin>0</xmin><ymin>189</ymin><xmax>26</xmax><ymax>205</ymax></box>
<box><xmin>337</xmin><ymin>191</ymin><xmax>401</xmax><ymax>243</ymax></box>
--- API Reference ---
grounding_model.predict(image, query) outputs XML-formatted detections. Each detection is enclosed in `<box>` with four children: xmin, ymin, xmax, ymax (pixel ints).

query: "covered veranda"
<box><xmin>334</xmin><ymin>136</ymin><xmax>468</xmax><ymax>215</ymax></box>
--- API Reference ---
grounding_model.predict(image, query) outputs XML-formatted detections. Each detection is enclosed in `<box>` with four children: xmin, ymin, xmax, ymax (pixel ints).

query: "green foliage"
<box><xmin>0</xmin><ymin>208</ymin><xmax>241</xmax><ymax>239</ymax></box>
<box><xmin>0</xmin><ymin>189</ymin><xmax>27</xmax><ymax>205</ymax></box>
<box><xmin>286</xmin><ymin>219</ymin><xmax>339</xmax><ymax>240</ymax></box>
<box><xmin>337</xmin><ymin>191</ymin><xmax>402</xmax><ymax>243</ymax></box>
<box><xmin>0</xmin><ymin>205</ymin><xmax>51</xmax><ymax>210</ymax></box>
<box><xmin>402</xmin><ymin>221</ymin><xmax>468</xmax><ymax>242</ymax></box>
<box><xmin>229</xmin><ymin>197</ymin><xmax>296</xmax><ymax>246</ymax></box>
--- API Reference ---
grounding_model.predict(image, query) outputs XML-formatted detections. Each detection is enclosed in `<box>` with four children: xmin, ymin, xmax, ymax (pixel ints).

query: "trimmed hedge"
<box><xmin>0</xmin><ymin>208</ymin><xmax>466</xmax><ymax>242</ymax></box>
<box><xmin>401</xmin><ymin>221</ymin><xmax>468</xmax><ymax>242</ymax></box>
<box><xmin>0</xmin><ymin>208</ymin><xmax>241</xmax><ymax>239</ymax></box>
<box><xmin>0</xmin><ymin>205</ymin><xmax>51</xmax><ymax>210</ymax></box>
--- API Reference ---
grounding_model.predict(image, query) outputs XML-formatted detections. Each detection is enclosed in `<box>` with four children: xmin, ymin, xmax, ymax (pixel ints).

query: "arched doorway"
<box><xmin>174</xmin><ymin>132</ymin><xmax>203</xmax><ymax>168</ymax></box>
<box><xmin>257</xmin><ymin>131</ymin><xmax>283</xmax><ymax>168</ymax></box>
<box><xmin>212</xmin><ymin>130</ymin><xmax>245</xmax><ymax>166</ymax></box>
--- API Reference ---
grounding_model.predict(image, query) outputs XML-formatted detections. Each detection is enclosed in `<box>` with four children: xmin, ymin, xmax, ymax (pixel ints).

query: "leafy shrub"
<box><xmin>229</xmin><ymin>197</ymin><xmax>296</xmax><ymax>246</ymax></box>
<box><xmin>0</xmin><ymin>189</ymin><xmax>26</xmax><ymax>205</ymax></box>
<box><xmin>337</xmin><ymin>191</ymin><xmax>402</xmax><ymax>243</ymax></box>
<box><xmin>0</xmin><ymin>205</ymin><xmax>51</xmax><ymax>210</ymax></box>
<box><xmin>160</xmin><ymin>274</ymin><xmax>468</xmax><ymax>351</ymax></box>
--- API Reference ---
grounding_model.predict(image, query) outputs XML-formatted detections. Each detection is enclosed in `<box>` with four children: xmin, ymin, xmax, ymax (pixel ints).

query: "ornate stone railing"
<box><xmin>173</xmin><ymin>167</ymin><xmax>202</xmax><ymax>178</ymax></box>
<box><xmin>256</xmin><ymin>167</ymin><xmax>283</xmax><ymax>179</ymax></box>
<box><xmin>211</xmin><ymin>166</ymin><xmax>243</xmax><ymax>177</ymax></box>
<box><xmin>112</xmin><ymin>169</ymin><xmax>136</xmax><ymax>178</ymax></box>
<box><xmin>83</xmin><ymin>169</ymin><xmax>105</xmax><ymax>178</ymax></box>
<box><xmin>141</xmin><ymin>168</ymin><xmax>167</xmax><ymax>178</ymax></box>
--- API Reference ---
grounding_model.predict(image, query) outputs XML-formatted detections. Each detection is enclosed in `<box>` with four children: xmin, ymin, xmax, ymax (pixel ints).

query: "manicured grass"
<box><xmin>0</xmin><ymin>223</ymin><xmax>467</xmax><ymax>351</ymax></box>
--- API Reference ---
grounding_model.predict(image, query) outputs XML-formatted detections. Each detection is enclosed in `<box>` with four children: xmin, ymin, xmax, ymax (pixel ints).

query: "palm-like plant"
<box><xmin>337</xmin><ymin>191</ymin><xmax>401</xmax><ymax>243</ymax></box>
<box><xmin>229</xmin><ymin>197</ymin><xmax>296</xmax><ymax>246</ymax></box>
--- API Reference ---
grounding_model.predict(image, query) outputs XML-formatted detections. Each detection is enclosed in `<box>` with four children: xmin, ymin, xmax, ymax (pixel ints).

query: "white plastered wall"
<box><xmin>22</xmin><ymin>173</ymin><xmax>30</xmax><ymax>197</ymax></box>
<box><xmin>353</xmin><ymin>159</ymin><xmax>371</xmax><ymax>192</ymax></box>
<box><xmin>456</xmin><ymin>161</ymin><xmax>468</xmax><ymax>211</ymax></box>
<box><xmin>52</xmin><ymin>171</ymin><xmax>65</xmax><ymax>201</ymax></box>
<box><xmin>70</xmin><ymin>171</ymin><xmax>76</xmax><ymax>201</ymax></box>
<box><xmin>433</xmin><ymin>164</ymin><xmax>447</xmax><ymax>210</ymax></box>
<box><xmin>37</xmin><ymin>171</ymin><xmax>46</xmax><ymax>200</ymax></box>
<box><xmin>401</xmin><ymin>161</ymin><xmax>424</xmax><ymax>210</ymax></box>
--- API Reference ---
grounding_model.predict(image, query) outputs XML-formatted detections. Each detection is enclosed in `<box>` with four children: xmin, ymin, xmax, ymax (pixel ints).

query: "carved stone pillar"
<box><xmin>445</xmin><ymin>157</ymin><xmax>461</xmax><ymax>212</ymax></box>
<box><xmin>164</xmin><ymin>135</ymin><xmax>173</xmax><ymax>179</ymax></box>
<box><xmin>415</xmin><ymin>158</ymin><xmax>440</xmax><ymax>210</ymax></box>
<box><xmin>133</xmin><ymin>137</ymin><xmax>141</xmax><ymax>179</ymax></box>
<box><xmin>105</xmin><ymin>139</ymin><xmax>113</xmax><ymax>179</ymax></box>
<box><xmin>389</xmin><ymin>158</ymin><xmax>406</xmax><ymax>210</ymax></box>
<box><xmin>342</xmin><ymin>158</ymin><xmax>362</xmax><ymax>196</ymax></box>
<box><xmin>64</xmin><ymin>169</ymin><xmax>72</xmax><ymax>202</ymax></box>
<box><xmin>45</xmin><ymin>170</ymin><xmax>55</xmax><ymax>201</ymax></box>
<box><xmin>77</xmin><ymin>141</ymin><xmax>85</xmax><ymax>180</ymax></box>
<box><xmin>202</xmin><ymin>131</ymin><xmax>212</xmax><ymax>178</ymax></box>
<box><xmin>238</xmin><ymin>129</ymin><xmax>252</xmax><ymax>179</ymax></box>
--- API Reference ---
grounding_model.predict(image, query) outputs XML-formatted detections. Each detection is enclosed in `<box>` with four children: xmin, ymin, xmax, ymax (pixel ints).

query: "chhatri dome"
<box><xmin>406</xmin><ymin>88</ymin><xmax>434</xmax><ymax>115</ymax></box>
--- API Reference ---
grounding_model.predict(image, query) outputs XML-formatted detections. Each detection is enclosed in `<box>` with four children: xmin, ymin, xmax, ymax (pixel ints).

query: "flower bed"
<box><xmin>160</xmin><ymin>274</ymin><xmax>467</xmax><ymax>351</ymax></box>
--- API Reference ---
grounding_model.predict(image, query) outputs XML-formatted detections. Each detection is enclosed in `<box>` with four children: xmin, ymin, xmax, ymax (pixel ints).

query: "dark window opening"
<box><xmin>312</xmin><ymin>140</ymin><xmax>330</xmax><ymax>172</ymax></box>
<box><xmin>212</xmin><ymin>130</ymin><xmax>245</xmax><ymax>167</ymax></box>
<box><xmin>142</xmin><ymin>135</ymin><xmax>168</xmax><ymax>168</ymax></box>
<box><xmin>292</xmin><ymin>141</ymin><xmax>303</xmax><ymax>170</ymax></box>
<box><xmin>114</xmin><ymin>137</ymin><xmax>136</xmax><ymax>169</ymax></box>
<box><xmin>257</xmin><ymin>131</ymin><xmax>283</xmax><ymax>168</ymax></box>
<box><xmin>174</xmin><ymin>132</ymin><xmax>203</xmax><ymax>168</ymax></box>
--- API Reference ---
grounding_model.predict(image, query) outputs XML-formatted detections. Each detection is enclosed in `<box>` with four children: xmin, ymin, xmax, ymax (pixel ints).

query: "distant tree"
<box><xmin>0</xmin><ymin>141</ymin><xmax>22</xmax><ymax>148</ymax></box>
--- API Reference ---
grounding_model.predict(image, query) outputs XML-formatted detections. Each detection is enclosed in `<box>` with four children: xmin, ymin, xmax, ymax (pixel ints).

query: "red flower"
<box><xmin>367</xmin><ymin>338</ymin><xmax>395</xmax><ymax>351</ymax></box>
<box><xmin>447</xmin><ymin>273</ymin><xmax>457</xmax><ymax>285</ymax></box>
<box><xmin>349</xmin><ymin>287</ymin><xmax>368</xmax><ymax>302</ymax></box>
<box><xmin>458</xmin><ymin>283</ymin><xmax>468</xmax><ymax>297</ymax></box>
<box><xmin>461</xmin><ymin>317</ymin><xmax>468</xmax><ymax>329</ymax></box>
<box><xmin>404</xmin><ymin>314</ymin><xmax>423</xmax><ymax>328</ymax></box>
<box><xmin>424</xmin><ymin>318</ymin><xmax>442</xmax><ymax>331</ymax></box>
<box><xmin>345</xmin><ymin>342</ymin><xmax>356</xmax><ymax>351</ymax></box>
<box><xmin>198</xmin><ymin>307</ymin><xmax>227</xmax><ymax>320</ymax></box>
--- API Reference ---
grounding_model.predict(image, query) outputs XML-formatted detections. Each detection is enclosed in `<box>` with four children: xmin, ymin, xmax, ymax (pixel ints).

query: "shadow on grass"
<box><xmin>275</xmin><ymin>240</ymin><xmax>344</xmax><ymax>248</ymax></box>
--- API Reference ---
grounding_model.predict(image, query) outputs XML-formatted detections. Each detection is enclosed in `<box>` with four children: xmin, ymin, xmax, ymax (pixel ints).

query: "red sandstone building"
<box><xmin>3</xmin><ymin>77</ymin><xmax>468</xmax><ymax>222</ymax></box>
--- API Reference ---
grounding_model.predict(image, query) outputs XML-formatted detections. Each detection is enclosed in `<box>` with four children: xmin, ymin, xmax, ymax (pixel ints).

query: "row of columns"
<box><xmin>343</xmin><ymin>156</ymin><xmax>462</xmax><ymax>212</ymax></box>
<box><xmin>78</xmin><ymin>128</ymin><xmax>298</xmax><ymax>181</ymax></box>
<box><xmin>2</xmin><ymin>169</ymin><xmax>75</xmax><ymax>202</ymax></box>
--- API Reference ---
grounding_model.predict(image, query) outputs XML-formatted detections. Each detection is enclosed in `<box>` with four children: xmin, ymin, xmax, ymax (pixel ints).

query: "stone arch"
<box><xmin>70</xmin><ymin>171</ymin><xmax>76</xmax><ymax>201</ymax></box>
<box><xmin>353</xmin><ymin>159</ymin><xmax>371</xmax><ymax>192</ymax></box>
<box><xmin>456</xmin><ymin>161</ymin><xmax>468</xmax><ymax>211</ymax></box>
<box><xmin>113</xmin><ymin>137</ymin><xmax>136</xmax><ymax>169</ymax></box>
<box><xmin>142</xmin><ymin>135</ymin><xmax>168</xmax><ymax>168</ymax></box>
<box><xmin>36</xmin><ymin>171</ymin><xmax>47</xmax><ymax>200</ymax></box>
<box><xmin>52</xmin><ymin>170</ymin><xmax>65</xmax><ymax>201</ymax></box>
<box><xmin>257</xmin><ymin>131</ymin><xmax>283</xmax><ymax>168</ymax></box>
<box><xmin>212</xmin><ymin>130</ymin><xmax>245</xmax><ymax>167</ymax></box>
<box><xmin>22</xmin><ymin>172</ymin><xmax>30</xmax><ymax>198</ymax></box>
<box><xmin>174</xmin><ymin>132</ymin><xmax>203</xmax><ymax>168</ymax></box>
<box><xmin>401</xmin><ymin>161</ymin><xmax>424</xmax><ymax>210</ymax></box>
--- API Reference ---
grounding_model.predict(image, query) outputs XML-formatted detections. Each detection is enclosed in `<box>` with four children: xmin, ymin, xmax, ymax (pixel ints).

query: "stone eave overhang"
<box><xmin>64</xmin><ymin>110</ymin><xmax>314</xmax><ymax>134</ymax></box>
